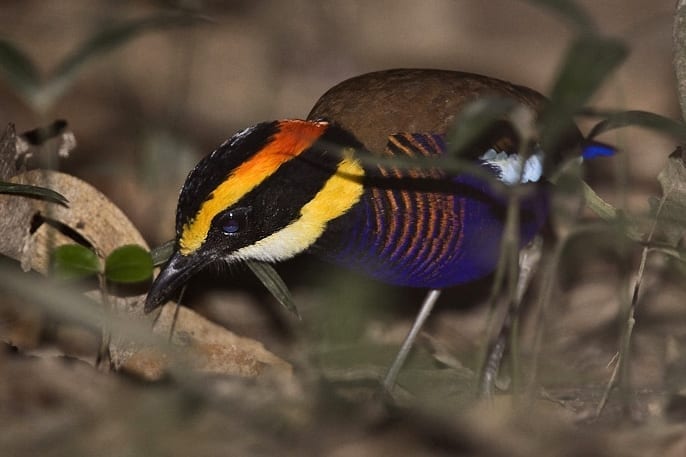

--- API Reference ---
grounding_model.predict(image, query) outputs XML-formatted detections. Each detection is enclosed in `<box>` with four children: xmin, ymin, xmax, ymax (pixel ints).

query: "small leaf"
<box><xmin>0</xmin><ymin>39</ymin><xmax>42</xmax><ymax>103</ymax></box>
<box><xmin>51</xmin><ymin>244</ymin><xmax>101</xmax><ymax>280</ymax></box>
<box><xmin>246</xmin><ymin>260</ymin><xmax>300</xmax><ymax>319</ymax></box>
<box><xmin>588</xmin><ymin>110</ymin><xmax>686</xmax><ymax>142</ymax></box>
<box><xmin>0</xmin><ymin>181</ymin><xmax>69</xmax><ymax>205</ymax></box>
<box><xmin>105</xmin><ymin>244</ymin><xmax>154</xmax><ymax>284</ymax></box>
<box><xmin>150</xmin><ymin>240</ymin><xmax>175</xmax><ymax>267</ymax></box>
<box><xmin>526</xmin><ymin>0</ymin><xmax>596</xmax><ymax>33</ymax></box>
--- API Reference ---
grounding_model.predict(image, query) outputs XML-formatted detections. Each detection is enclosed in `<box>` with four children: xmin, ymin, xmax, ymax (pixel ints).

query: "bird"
<box><xmin>144</xmin><ymin>69</ymin><xmax>612</xmax><ymax>393</ymax></box>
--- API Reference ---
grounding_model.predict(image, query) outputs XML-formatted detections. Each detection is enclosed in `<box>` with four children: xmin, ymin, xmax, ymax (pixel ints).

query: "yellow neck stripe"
<box><xmin>229</xmin><ymin>151</ymin><xmax>365</xmax><ymax>262</ymax></box>
<box><xmin>179</xmin><ymin>120</ymin><xmax>328</xmax><ymax>255</ymax></box>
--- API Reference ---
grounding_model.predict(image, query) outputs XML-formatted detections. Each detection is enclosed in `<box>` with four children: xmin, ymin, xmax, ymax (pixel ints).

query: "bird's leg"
<box><xmin>382</xmin><ymin>288</ymin><xmax>442</xmax><ymax>395</ymax></box>
<box><xmin>478</xmin><ymin>236</ymin><xmax>543</xmax><ymax>397</ymax></box>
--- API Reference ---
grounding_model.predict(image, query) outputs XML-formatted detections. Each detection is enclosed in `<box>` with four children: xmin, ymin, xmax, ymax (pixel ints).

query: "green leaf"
<box><xmin>0</xmin><ymin>39</ymin><xmax>41</xmax><ymax>103</ymax></box>
<box><xmin>526</xmin><ymin>0</ymin><xmax>596</xmax><ymax>33</ymax></box>
<box><xmin>245</xmin><ymin>260</ymin><xmax>300</xmax><ymax>319</ymax></box>
<box><xmin>105</xmin><ymin>244</ymin><xmax>154</xmax><ymax>284</ymax></box>
<box><xmin>0</xmin><ymin>181</ymin><xmax>69</xmax><ymax>205</ymax></box>
<box><xmin>37</xmin><ymin>14</ymin><xmax>201</xmax><ymax>110</ymax></box>
<box><xmin>587</xmin><ymin>110</ymin><xmax>686</xmax><ymax>142</ymax></box>
<box><xmin>51</xmin><ymin>244</ymin><xmax>101</xmax><ymax>280</ymax></box>
<box><xmin>150</xmin><ymin>239</ymin><xmax>175</xmax><ymax>267</ymax></box>
<box><xmin>541</xmin><ymin>36</ymin><xmax>627</xmax><ymax>153</ymax></box>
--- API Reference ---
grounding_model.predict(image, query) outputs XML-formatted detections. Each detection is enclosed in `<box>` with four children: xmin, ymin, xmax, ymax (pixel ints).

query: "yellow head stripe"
<box><xmin>230</xmin><ymin>152</ymin><xmax>365</xmax><ymax>262</ymax></box>
<box><xmin>179</xmin><ymin>120</ymin><xmax>328</xmax><ymax>255</ymax></box>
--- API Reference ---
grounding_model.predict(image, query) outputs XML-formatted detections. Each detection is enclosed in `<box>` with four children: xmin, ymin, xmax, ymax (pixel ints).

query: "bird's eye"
<box><xmin>217</xmin><ymin>207</ymin><xmax>251</xmax><ymax>235</ymax></box>
<box><xmin>222</xmin><ymin>217</ymin><xmax>240</xmax><ymax>234</ymax></box>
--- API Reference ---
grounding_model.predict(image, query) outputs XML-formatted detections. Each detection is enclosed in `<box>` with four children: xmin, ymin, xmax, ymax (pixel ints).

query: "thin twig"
<box><xmin>595</xmin><ymin>196</ymin><xmax>662</xmax><ymax>417</ymax></box>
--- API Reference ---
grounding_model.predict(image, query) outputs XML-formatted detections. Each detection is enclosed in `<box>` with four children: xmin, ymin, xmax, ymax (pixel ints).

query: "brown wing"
<box><xmin>306</xmin><ymin>69</ymin><xmax>547</xmax><ymax>155</ymax></box>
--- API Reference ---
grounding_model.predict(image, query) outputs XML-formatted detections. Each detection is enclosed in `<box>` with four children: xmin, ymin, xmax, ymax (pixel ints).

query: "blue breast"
<box><xmin>313</xmin><ymin>133</ymin><xmax>549</xmax><ymax>288</ymax></box>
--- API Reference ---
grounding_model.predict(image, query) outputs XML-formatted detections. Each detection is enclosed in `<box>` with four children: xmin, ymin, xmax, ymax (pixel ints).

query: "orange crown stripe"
<box><xmin>179</xmin><ymin>120</ymin><xmax>329</xmax><ymax>255</ymax></box>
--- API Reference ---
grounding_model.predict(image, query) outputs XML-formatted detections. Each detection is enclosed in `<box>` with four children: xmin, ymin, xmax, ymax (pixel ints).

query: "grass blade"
<box><xmin>588</xmin><ymin>110</ymin><xmax>686</xmax><ymax>142</ymax></box>
<box><xmin>525</xmin><ymin>0</ymin><xmax>596</xmax><ymax>33</ymax></box>
<box><xmin>0</xmin><ymin>181</ymin><xmax>69</xmax><ymax>205</ymax></box>
<box><xmin>150</xmin><ymin>240</ymin><xmax>175</xmax><ymax>267</ymax></box>
<box><xmin>39</xmin><ymin>14</ymin><xmax>203</xmax><ymax>109</ymax></box>
<box><xmin>0</xmin><ymin>39</ymin><xmax>41</xmax><ymax>103</ymax></box>
<box><xmin>246</xmin><ymin>259</ymin><xmax>300</xmax><ymax>319</ymax></box>
<box><xmin>540</xmin><ymin>35</ymin><xmax>627</xmax><ymax>156</ymax></box>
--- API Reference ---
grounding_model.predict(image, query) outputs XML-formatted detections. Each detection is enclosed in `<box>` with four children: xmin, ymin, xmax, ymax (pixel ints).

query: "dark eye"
<box><xmin>217</xmin><ymin>207</ymin><xmax>251</xmax><ymax>235</ymax></box>
<box><xmin>222</xmin><ymin>217</ymin><xmax>241</xmax><ymax>234</ymax></box>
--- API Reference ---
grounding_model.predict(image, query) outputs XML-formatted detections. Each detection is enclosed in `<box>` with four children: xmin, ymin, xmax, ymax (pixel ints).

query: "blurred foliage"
<box><xmin>540</xmin><ymin>36</ymin><xmax>627</xmax><ymax>157</ymax></box>
<box><xmin>588</xmin><ymin>109</ymin><xmax>686</xmax><ymax>141</ymax></box>
<box><xmin>0</xmin><ymin>13</ymin><xmax>202</xmax><ymax>112</ymax></box>
<box><xmin>525</xmin><ymin>0</ymin><xmax>597</xmax><ymax>32</ymax></box>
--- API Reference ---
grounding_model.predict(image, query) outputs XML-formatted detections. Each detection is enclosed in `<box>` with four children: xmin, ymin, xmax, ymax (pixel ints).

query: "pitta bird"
<box><xmin>145</xmin><ymin>69</ymin><xmax>613</xmax><ymax>393</ymax></box>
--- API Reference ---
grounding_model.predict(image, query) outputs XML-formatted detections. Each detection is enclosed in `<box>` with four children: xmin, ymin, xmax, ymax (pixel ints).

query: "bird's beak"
<box><xmin>144</xmin><ymin>250</ymin><xmax>208</xmax><ymax>313</ymax></box>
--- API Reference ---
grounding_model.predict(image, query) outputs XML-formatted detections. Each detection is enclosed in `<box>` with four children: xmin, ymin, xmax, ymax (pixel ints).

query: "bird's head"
<box><xmin>145</xmin><ymin>119</ymin><xmax>365</xmax><ymax>312</ymax></box>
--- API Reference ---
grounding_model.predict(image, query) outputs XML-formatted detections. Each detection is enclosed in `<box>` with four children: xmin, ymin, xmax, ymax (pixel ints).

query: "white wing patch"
<box><xmin>479</xmin><ymin>148</ymin><xmax>543</xmax><ymax>184</ymax></box>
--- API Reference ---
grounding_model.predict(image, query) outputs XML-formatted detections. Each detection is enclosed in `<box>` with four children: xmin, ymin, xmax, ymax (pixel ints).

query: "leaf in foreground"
<box><xmin>39</xmin><ymin>14</ymin><xmax>204</xmax><ymax>110</ymax></box>
<box><xmin>541</xmin><ymin>36</ymin><xmax>627</xmax><ymax>154</ymax></box>
<box><xmin>105</xmin><ymin>244</ymin><xmax>154</xmax><ymax>284</ymax></box>
<box><xmin>526</xmin><ymin>0</ymin><xmax>596</xmax><ymax>34</ymax></box>
<box><xmin>588</xmin><ymin>110</ymin><xmax>686</xmax><ymax>142</ymax></box>
<box><xmin>51</xmin><ymin>244</ymin><xmax>101</xmax><ymax>280</ymax></box>
<box><xmin>0</xmin><ymin>39</ymin><xmax>41</xmax><ymax>102</ymax></box>
<box><xmin>0</xmin><ymin>181</ymin><xmax>69</xmax><ymax>205</ymax></box>
<box><xmin>150</xmin><ymin>240</ymin><xmax>175</xmax><ymax>267</ymax></box>
<box><xmin>246</xmin><ymin>259</ymin><xmax>300</xmax><ymax>319</ymax></box>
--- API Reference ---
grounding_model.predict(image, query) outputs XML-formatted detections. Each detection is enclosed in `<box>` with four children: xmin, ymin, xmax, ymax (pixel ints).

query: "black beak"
<box><xmin>144</xmin><ymin>250</ymin><xmax>208</xmax><ymax>313</ymax></box>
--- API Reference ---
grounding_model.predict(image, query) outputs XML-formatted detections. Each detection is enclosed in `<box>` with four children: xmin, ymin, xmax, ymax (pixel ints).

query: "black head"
<box><xmin>145</xmin><ymin>120</ymin><xmax>365</xmax><ymax>312</ymax></box>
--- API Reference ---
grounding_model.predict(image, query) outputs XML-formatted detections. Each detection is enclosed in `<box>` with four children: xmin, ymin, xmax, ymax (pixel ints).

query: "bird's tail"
<box><xmin>580</xmin><ymin>140</ymin><xmax>616</xmax><ymax>160</ymax></box>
